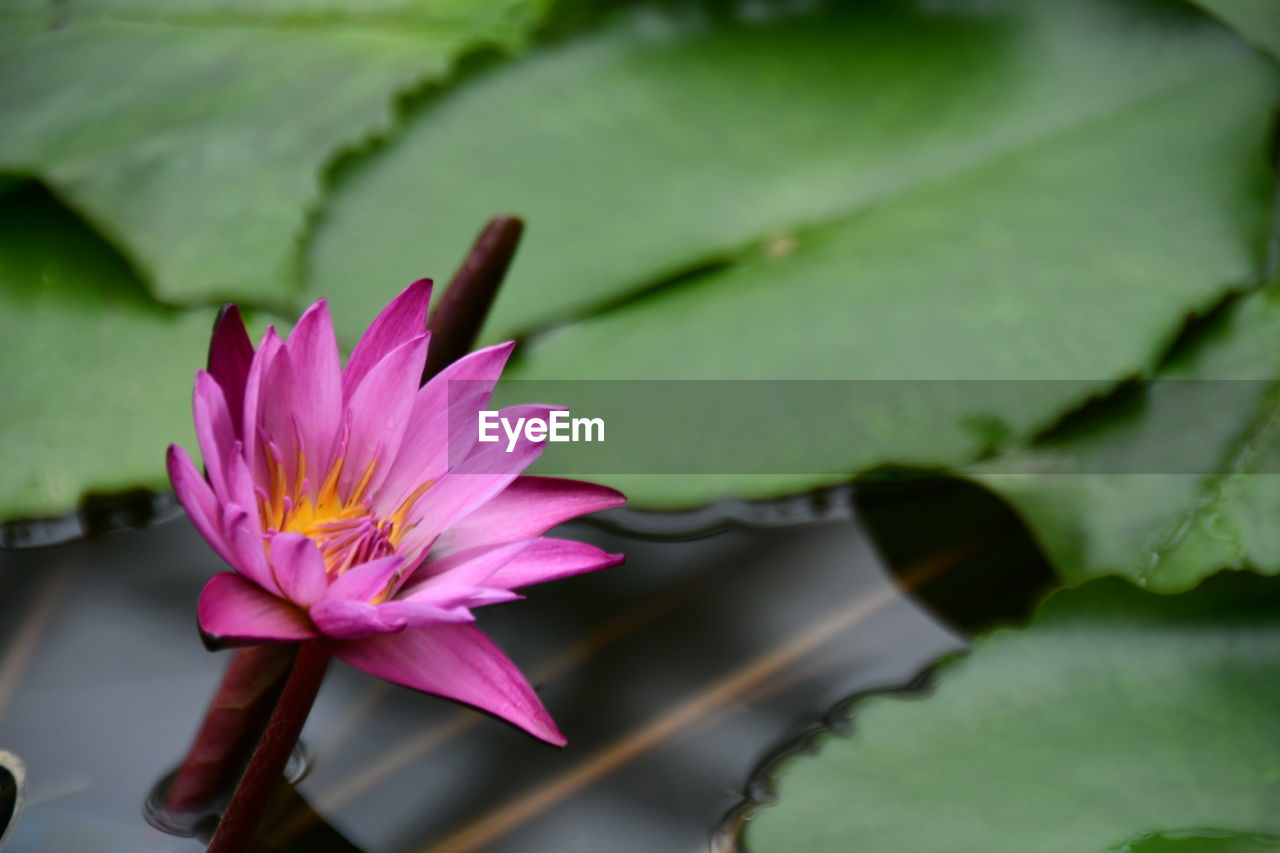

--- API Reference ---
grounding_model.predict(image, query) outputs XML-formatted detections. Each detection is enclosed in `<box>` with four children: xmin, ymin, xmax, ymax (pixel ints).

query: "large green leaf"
<box><xmin>1190</xmin><ymin>0</ymin><xmax>1280</xmax><ymax>61</ymax></box>
<box><xmin>748</xmin><ymin>572</ymin><xmax>1280</xmax><ymax>853</ymax></box>
<box><xmin>310</xmin><ymin>0</ymin><xmax>1277</xmax><ymax>508</ymax></box>
<box><xmin>0</xmin><ymin>186</ymin><xmax>214</xmax><ymax>519</ymax></box>
<box><xmin>0</xmin><ymin>0</ymin><xmax>551</xmax><ymax>310</ymax></box>
<box><xmin>974</xmin><ymin>288</ymin><xmax>1280</xmax><ymax>592</ymax></box>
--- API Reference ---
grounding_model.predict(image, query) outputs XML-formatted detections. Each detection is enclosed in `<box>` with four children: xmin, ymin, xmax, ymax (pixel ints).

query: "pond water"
<box><xmin>0</xmin><ymin>483</ymin><xmax>1041</xmax><ymax>852</ymax></box>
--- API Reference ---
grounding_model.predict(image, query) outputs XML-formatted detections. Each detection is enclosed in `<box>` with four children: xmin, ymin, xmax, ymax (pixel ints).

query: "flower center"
<box><xmin>282</xmin><ymin>499</ymin><xmax>396</xmax><ymax>575</ymax></box>
<box><xmin>256</xmin><ymin>436</ymin><xmax>431</xmax><ymax>577</ymax></box>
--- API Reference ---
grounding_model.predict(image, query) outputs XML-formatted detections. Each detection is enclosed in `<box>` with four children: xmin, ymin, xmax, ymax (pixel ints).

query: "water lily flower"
<box><xmin>168</xmin><ymin>281</ymin><xmax>624</xmax><ymax>745</ymax></box>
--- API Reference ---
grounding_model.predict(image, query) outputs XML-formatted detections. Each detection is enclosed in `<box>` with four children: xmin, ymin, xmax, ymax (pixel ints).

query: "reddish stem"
<box><xmin>423</xmin><ymin>216</ymin><xmax>524</xmax><ymax>381</ymax></box>
<box><xmin>206</xmin><ymin>642</ymin><xmax>330</xmax><ymax>853</ymax></box>
<box><xmin>161</xmin><ymin>645</ymin><xmax>296</xmax><ymax>824</ymax></box>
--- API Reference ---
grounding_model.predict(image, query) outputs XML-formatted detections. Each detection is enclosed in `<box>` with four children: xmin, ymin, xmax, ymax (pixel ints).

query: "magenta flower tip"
<box><xmin>172</xmin><ymin>282</ymin><xmax>624</xmax><ymax>744</ymax></box>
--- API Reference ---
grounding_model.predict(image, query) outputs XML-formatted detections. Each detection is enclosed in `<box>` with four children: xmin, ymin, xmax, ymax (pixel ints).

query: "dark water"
<box><xmin>0</xmin><ymin>482</ymin><xmax>1045</xmax><ymax>852</ymax></box>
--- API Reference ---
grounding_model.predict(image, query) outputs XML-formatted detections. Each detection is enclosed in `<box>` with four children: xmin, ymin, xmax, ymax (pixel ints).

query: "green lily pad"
<box><xmin>0</xmin><ymin>0</ymin><xmax>551</xmax><ymax>309</ymax></box>
<box><xmin>0</xmin><ymin>186</ymin><xmax>213</xmax><ymax>519</ymax></box>
<box><xmin>974</xmin><ymin>288</ymin><xmax>1280</xmax><ymax>592</ymax></box>
<box><xmin>748</xmin><ymin>572</ymin><xmax>1280</xmax><ymax>853</ymax></box>
<box><xmin>312</xmin><ymin>0</ymin><xmax>1275</xmax><ymax>344</ymax></box>
<box><xmin>310</xmin><ymin>0</ymin><xmax>1277</xmax><ymax>508</ymax></box>
<box><xmin>1190</xmin><ymin>0</ymin><xmax>1280</xmax><ymax>61</ymax></box>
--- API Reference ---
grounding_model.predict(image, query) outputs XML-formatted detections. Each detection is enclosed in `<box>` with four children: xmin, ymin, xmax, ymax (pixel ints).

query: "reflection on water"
<box><xmin>0</xmin><ymin>489</ymin><xmax>180</xmax><ymax>550</ymax></box>
<box><xmin>0</xmin><ymin>489</ymin><xmax>996</xmax><ymax>852</ymax></box>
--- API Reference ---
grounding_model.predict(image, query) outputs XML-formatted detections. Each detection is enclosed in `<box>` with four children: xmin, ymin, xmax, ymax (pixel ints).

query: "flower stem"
<box><xmin>206</xmin><ymin>642</ymin><xmax>330</xmax><ymax>853</ymax></box>
<box><xmin>423</xmin><ymin>216</ymin><xmax>524</xmax><ymax>381</ymax></box>
<box><xmin>159</xmin><ymin>644</ymin><xmax>297</xmax><ymax>827</ymax></box>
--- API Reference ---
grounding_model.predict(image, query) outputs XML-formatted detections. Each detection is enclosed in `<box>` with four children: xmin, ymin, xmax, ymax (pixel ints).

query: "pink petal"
<box><xmin>222</xmin><ymin>505</ymin><xmax>281</xmax><ymax>597</ymax></box>
<box><xmin>394</xmin><ymin>404</ymin><xmax>557</xmax><ymax>559</ymax></box>
<box><xmin>310</xmin><ymin>598</ymin><xmax>409</xmax><ymax>639</ymax></box>
<box><xmin>403</xmin><ymin>539</ymin><xmax>619</xmax><ymax>595</ymax></box>
<box><xmin>267</xmin><ymin>532</ymin><xmax>329</xmax><ymax>607</ymax></box>
<box><xmin>222</xmin><ymin>446</ymin><xmax>262</xmax><ymax>532</ymax></box>
<box><xmin>398</xmin><ymin>540</ymin><xmax>533</xmax><ymax>596</ymax></box>
<box><xmin>376</xmin><ymin>341</ymin><xmax>515</xmax><ymax>512</ymax></box>
<box><xmin>407</xmin><ymin>537</ymin><xmax>532</xmax><ymax>584</ymax></box>
<box><xmin>207</xmin><ymin>304</ymin><xmax>254</xmax><ymax>438</ymax></box>
<box><xmin>282</xmin><ymin>299</ymin><xmax>343</xmax><ymax>485</ymax></box>
<box><xmin>241</xmin><ymin>327</ymin><xmax>283</xmax><ymax>482</ymax></box>
<box><xmin>198</xmin><ymin>572</ymin><xmax>317</xmax><ymax>645</ymax></box>
<box><xmin>383</xmin><ymin>594</ymin><xmax>496</xmax><ymax>621</ymax></box>
<box><xmin>327</xmin><ymin>624</ymin><xmax>565</xmax><ymax>745</ymax></box>
<box><xmin>340</xmin><ymin>333</ymin><xmax>429</xmax><ymax>499</ymax></box>
<box><xmin>448</xmin><ymin>403</ymin><xmax>560</xmax><ymax>476</ymax></box>
<box><xmin>167</xmin><ymin>445</ymin><xmax>234</xmax><ymax>566</ymax></box>
<box><xmin>324</xmin><ymin>555</ymin><xmax>405</xmax><ymax>603</ymax></box>
<box><xmin>342</xmin><ymin>279</ymin><xmax>432</xmax><ymax>399</ymax></box>
<box><xmin>257</xmin><ymin>346</ymin><xmax>304</xmax><ymax>488</ymax></box>
<box><xmin>257</xmin><ymin>307</ymin><xmax>343</xmax><ymax>492</ymax></box>
<box><xmin>193</xmin><ymin>371</ymin><xmax>236</xmax><ymax>504</ymax></box>
<box><xmin>310</xmin><ymin>596</ymin><xmax>472</xmax><ymax>640</ymax></box>
<box><xmin>390</xmin><ymin>541</ymin><xmax>529</xmax><ymax>609</ymax></box>
<box><xmin>487</xmin><ymin>538</ymin><xmax>623</xmax><ymax>590</ymax></box>
<box><xmin>434</xmin><ymin>476</ymin><xmax>626</xmax><ymax>557</ymax></box>
<box><xmin>398</xmin><ymin>581</ymin><xmax>521</xmax><ymax>610</ymax></box>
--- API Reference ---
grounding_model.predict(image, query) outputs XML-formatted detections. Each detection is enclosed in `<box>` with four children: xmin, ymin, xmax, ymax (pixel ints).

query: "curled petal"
<box><xmin>327</xmin><ymin>624</ymin><xmax>565</xmax><ymax>745</ymax></box>
<box><xmin>198</xmin><ymin>572</ymin><xmax>317</xmax><ymax>646</ymax></box>
<box><xmin>310</xmin><ymin>597</ymin><xmax>472</xmax><ymax>639</ymax></box>
<box><xmin>324</xmin><ymin>555</ymin><xmax>405</xmax><ymax>603</ymax></box>
<box><xmin>167</xmin><ymin>445</ymin><xmax>233</xmax><ymax>566</ymax></box>
<box><xmin>222</xmin><ymin>505</ymin><xmax>281</xmax><ymax>597</ymax></box>
<box><xmin>222</xmin><ymin>445</ymin><xmax>261</xmax><ymax>531</ymax></box>
<box><xmin>193</xmin><ymin>371</ymin><xmax>236</xmax><ymax>503</ymax></box>
<box><xmin>268</xmin><ymin>532</ymin><xmax>329</xmax><ymax>607</ymax></box>
<box><xmin>310</xmin><ymin>598</ymin><xmax>408</xmax><ymax>639</ymax></box>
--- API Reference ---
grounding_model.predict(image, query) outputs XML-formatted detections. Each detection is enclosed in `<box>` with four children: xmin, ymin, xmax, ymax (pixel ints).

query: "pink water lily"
<box><xmin>168</xmin><ymin>280</ymin><xmax>624</xmax><ymax>745</ymax></box>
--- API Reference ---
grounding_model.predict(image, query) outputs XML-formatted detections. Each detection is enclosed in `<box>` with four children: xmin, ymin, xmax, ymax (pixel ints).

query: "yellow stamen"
<box><xmin>348</xmin><ymin>454</ymin><xmax>380</xmax><ymax>506</ymax></box>
<box><xmin>256</xmin><ymin>435</ymin><xmax>431</xmax><ymax>577</ymax></box>
<box><xmin>388</xmin><ymin>480</ymin><xmax>434</xmax><ymax>544</ymax></box>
